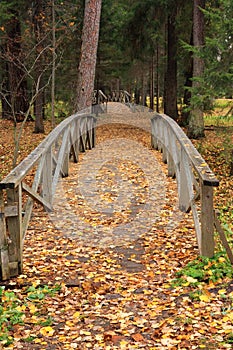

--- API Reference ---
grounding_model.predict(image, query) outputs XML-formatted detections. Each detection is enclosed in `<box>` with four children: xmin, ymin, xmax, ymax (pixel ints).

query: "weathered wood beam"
<box><xmin>22</xmin><ymin>183</ymin><xmax>52</xmax><ymax>212</ymax></box>
<box><xmin>0</xmin><ymin>190</ymin><xmax>10</xmax><ymax>280</ymax></box>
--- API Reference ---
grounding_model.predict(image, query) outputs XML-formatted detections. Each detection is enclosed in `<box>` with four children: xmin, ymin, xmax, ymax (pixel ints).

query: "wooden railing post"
<box><xmin>151</xmin><ymin>113</ymin><xmax>218</xmax><ymax>259</ymax></box>
<box><xmin>92</xmin><ymin>117</ymin><xmax>96</xmax><ymax>148</ymax></box>
<box><xmin>0</xmin><ymin>189</ymin><xmax>10</xmax><ymax>280</ymax></box>
<box><xmin>0</xmin><ymin>113</ymin><xmax>97</xmax><ymax>280</ymax></box>
<box><xmin>200</xmin><ymin>184</ymin><xmax>215</xmax><ymax>257</ymax></box>
<box><xmin>6</xmin><ymin>185</ymin><xmax>23</xmax><ymax>276</ymax></box>
<box><xmin>42</xmin><ymin>147</ymin><xmax>53</xmax><ymax>205</ymax></box>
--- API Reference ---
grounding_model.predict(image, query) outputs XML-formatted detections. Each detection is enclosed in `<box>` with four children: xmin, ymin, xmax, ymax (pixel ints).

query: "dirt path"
<box><xmin>4</xmin><ymin>104</ymin><xmax>230</xmax><ymax>349</ymax></box>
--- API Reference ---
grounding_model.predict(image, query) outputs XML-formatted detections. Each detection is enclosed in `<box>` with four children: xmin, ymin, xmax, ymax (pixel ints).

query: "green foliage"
<box><xmin>26</xmin><ymin>283</ymin><xmax>61</xmax><ymax>301</ymax></box>
<box><xmin>174</xmin><ymin>252</ymin><xmax>233</xmax><ymax>286</ymax></box>
<box><xmin>0</xmin><ymin>284</ymin><xmax>61</xmax><ymax>348</ymax></box>
<box><xmin>0</xmin><ymin>287</ymin><xmax>24</xmax><ymax>346</ymax></box>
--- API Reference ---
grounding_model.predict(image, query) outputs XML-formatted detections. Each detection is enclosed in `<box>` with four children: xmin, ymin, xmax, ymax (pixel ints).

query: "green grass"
<box><xmin>205</xmin><ymin>98</ymin><xmax>233</xmax><ymax>126</ymax></box>
<box><xmin>0</xmin><ymin>284</ymin><xmax>61</xmax><ymax>347</ymax></box>
<box><xmin>172</xmin><ymin>252</ymin><xmax>233</xmax><ymax>287</ymax></box>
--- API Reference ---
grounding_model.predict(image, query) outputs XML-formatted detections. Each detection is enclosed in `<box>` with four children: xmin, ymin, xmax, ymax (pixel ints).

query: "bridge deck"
<box><xmin>1</xmin><ymin>103</ymin><xmax>226</xmax><ymax>348</ymax></box>
<box><xmin>23</xmin><ymin>103</ymin><xmax>197</xmax><ymax>283</ymax></box>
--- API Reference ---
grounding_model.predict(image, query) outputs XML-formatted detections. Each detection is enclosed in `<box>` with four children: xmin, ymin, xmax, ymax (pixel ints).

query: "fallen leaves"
<box><xmin>1</xmin><ymin>107</ymin><xmax>233</xmax><ymax>349</ymax></box>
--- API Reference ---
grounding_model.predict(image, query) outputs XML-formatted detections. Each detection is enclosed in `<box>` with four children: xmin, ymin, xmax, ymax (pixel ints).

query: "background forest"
<box><xmin>1</xmin><ymin>1</ymin><xmax>233</xmax><ymax>349</ymax></box>
<box><xmin>0</xmin><ymin>0</ymin><xmax>233</xmax><ymax>133</ymax></box>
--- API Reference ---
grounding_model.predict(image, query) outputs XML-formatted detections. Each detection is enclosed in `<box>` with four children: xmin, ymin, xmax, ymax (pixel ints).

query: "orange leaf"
<box><xmin>132</xmin><ymin>333</ymin><xmax>144</xmax><ymax>342</ymax></box>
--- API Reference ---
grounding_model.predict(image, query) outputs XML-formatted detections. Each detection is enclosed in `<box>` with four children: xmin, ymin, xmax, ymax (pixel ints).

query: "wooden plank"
<box><xmin>22</xmin><ymin>182</ymin><xmax>52</xmax><ymax>211</ymax></box>
<box><xmin>42</xmin><ymin>147</ymin><xmax>53</xmax><ymax>204</ymax></box>
<box><xmin>190</xmin><ymin>200</ymin><xmax>202</xmax><ymax>252</ymax></box>
<box><xmin>6</xmin><ymin>185</ymin><xmax>23</xmax><ymax>275</ymax></box>
<box><xmin>0</xmin><ymin>190</ymin><xmax>10</xmax><ymax>280</ymax></box>
<box><xmin>92</xmin><ymin>117</ymin><xmax>96</xmax><ymax>147</ymax></box>
<box><xmin>214</xmin><ymin>211</ymin><xmax>233</xmax><ymax>264</ymax></box>
<box><xmin>52</xmin><ymin>128</ymin><xmax>70</xmax><ymax>196</ymax></box>
<box><xmin>4</xmin><ymin>205</ymin><xmax>18</xmax><ymax>217</ymax></box>
<box><xmin>69</xmin><ymin>128</ymin><xmax>79</xmax><ymax>163</ymax></box>
<box><xmin>0</xmin><ymin>113</ymin><xmax>95</xmax><ymax>189</ymax></box>
<box><xmin>167</xmin><ymin>129</ymin><xmax>175</xmax><ymax>177</ymax></box>
<box><xmin>179</xmin><ymin>150</ymin><xmax>195</xmax><ymax>212</ymax></box>
<box><xmin>22</xmin><ymin>154</ymin><xmax>46</xmax><ymax>238</ymax></box>
<box><xmin>79</xmin><ymin>117</ymin><xmax>86</xmax><ymax>152</ymax></box>
<box><xmin>151</xmin><ymin>114</ymin><xmax>219</xmax><ymax>186</ymax></box>
<box><xmin>200</xmin><ymin>184</ymin><xmax>215</xmax><ymax>257</ymax></box>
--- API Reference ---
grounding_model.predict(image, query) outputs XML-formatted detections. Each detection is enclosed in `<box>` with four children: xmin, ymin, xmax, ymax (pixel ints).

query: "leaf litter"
<box><xmin>1</xmin><ymin>105</ymin><xmax>233</xmax><ymax>349</ymax></box>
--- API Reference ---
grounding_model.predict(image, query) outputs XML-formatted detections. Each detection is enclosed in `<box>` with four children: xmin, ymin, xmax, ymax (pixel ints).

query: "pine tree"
<box><xmin>76</xmin><ymin>0</ymin><xmax>102</xmax><ymax>111</ymax></box>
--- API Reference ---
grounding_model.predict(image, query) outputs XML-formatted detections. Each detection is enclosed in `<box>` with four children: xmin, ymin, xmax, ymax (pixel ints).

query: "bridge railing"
<box><xmin>108</xmin><ymin>90</ymin><xmax>131</xmax><ymax>105</ymax></box>
<box><xmin>0</xmin><ymin>113</ymin><xmax>96</xmax><ymax>280</ymax></box>
<box><xmin>92</xmin><ymin>89</ymin><xmax>108</xmax><ymax>113</ymax></box>
<box><xmin>151</xmin><ymin>113</ymin><xmax>219</xmax><ymax>258</ymax></box>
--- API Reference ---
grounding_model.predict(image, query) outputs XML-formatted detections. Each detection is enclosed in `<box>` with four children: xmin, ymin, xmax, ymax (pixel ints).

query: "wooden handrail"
<box><xmin>152</xmin><ymin>113</ymin><xmax>219</xmax><ymax>186</ymax></box>
<box><xmin>151</xmin><ymin>113</ymin><xmax>219</xmax><ymax>258</ymax></box>
<box><xmin>0</xmin><ymin>113</ymin><xmax>96</xmax><ymax>190</ymax></box>
<box><xmin>0</xmin><ymin>113</ymin><xmax>96</xmax><ymax>280</ymax></box>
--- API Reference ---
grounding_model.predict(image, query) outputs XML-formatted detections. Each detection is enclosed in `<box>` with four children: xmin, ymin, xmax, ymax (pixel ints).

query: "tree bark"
<box><xmin>149</xmin><ymin>55</ymin><xmax>154</xmax><ymax>110</ymax></box>
<box><xmin>180</xmin><ymin>31</ymin><xmax>193</xmax><ymax>126</ymax></box>
<box><xmin>164</xmin><ymin>10</ymin><xmax>178</xmax><ymax>121</ymax></box>
<box><xmin>76</xmin><ymin>0</ymin><xmax>102</xmax><ymax>112</ymax></box>
<box><xmin>4</xmin><ymin>13</ymin><xmax>29</xmax><ymax>121</ymax></box>
<box><xmin>187</xmin><ymin>0</ymin><xmax>205</xmax><ymax>138</ymax></box>
<box><xmin>33</xmin><ymin>0</ymin><xmax>45</xmax><ymax>134</ymax></box>
<box><xmin>0</xmin><ymin>44</ymin><xmax>11</xmax><ymax>119</ymax></box>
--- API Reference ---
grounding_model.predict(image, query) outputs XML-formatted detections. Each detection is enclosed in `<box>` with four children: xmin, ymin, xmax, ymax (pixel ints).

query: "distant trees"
<box><xmin>0</xmin><ymin>0</ymin><xmax>232</xmax><ymax>139</ymax></box>
<box><xmin>0</xmin><ymin>0</ymin><xmax>83</xmax><ymax>127</ymax></box>
<box><xmin>187</xmin><ymin>0</ymin><xmax>206</xmax><ymax>138</ymax></box>
<box><xmin>0</xmin><ymin>2</ymin><xmax>29</xmax><ymax>121</ymax></box>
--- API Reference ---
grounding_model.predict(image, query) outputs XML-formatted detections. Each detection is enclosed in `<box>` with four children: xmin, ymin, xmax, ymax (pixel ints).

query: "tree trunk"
<box><xmin>164</xmin><ymin>11</ymin><xmax>178</xmax><ymax>121</ymax></box>
<box><xmin>149</xmin><ymin>55</ymin><xmax>154</xmax><ymax>110</ymax></box>
<box><xmin>76</xmin><ymin>0</ymin><xmax>102</xmax><ymax>112</ymax></box>
<box><xmin>187</xmin><ymin>0</ymin><xmax>205</xmax><ymax>139</ymax></box>
<box><xmin>156</xmin><ymin>43</ymin><xmax>160</xmax><ymax>113</ymax></box>
<box><xmin>180</xmin><ymin>31</ymin><xmax>193</xmax><ymax>126</ymax></box>
<box><xmin>33</xmin><ymin>0</ymin><xmax>45</xmax><ymax>134</ymax></box>
<box><xmin>0</xmin><ymin>45</ymin><xmax>11</xmax><ymax>119</ymax></box>
<box><xmin>5</xmin><ymin>13</ymin><xmax>29</xmax><ymax>121</ymax></box>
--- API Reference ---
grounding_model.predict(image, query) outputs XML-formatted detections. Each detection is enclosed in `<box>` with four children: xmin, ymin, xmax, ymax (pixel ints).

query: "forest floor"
<box><xmin>1</xmin><ymin>103</ymin><xmax>233</xmax><ymax>349</ymax></box>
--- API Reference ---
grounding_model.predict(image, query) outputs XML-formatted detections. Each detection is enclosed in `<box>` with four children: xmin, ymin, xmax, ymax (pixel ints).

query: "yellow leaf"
<box><xmin>16</xmin><ymin>305</ymin><xmax>26</xmax><ymax>312</ymax></box>
<box><xmin>186</xmin><ymin>276</ymin><xmax>198</xmax><ymax>283</ymax></box>
<box><xmin>28</xmin><ymin>303</ymin><xmax>38</xmax><ymax>314</ymax></box>
<box><xmin>40</xmin><ymin>326</ymin><xmax>55</xmax><ymax>337</ymax></box>
<box><xmin>222</xmin><ymin>316</ymin><xmax>229</xmax><ymax>322</ymax></box>
<box><xmin>218</xmin><ymin>257</ymin><xmax>225</xmax><ymax>263</ymax></box>
<box><xmin>32</xmin><ymin>279</ymin><xmax>41</xmax><ymax>287</ymax></box>
<box><xmin>227</xmin><ymin>312</ymin><xmax>233</xmax><ymax>320</ymax></box>
<box><xmin>199</xmin><ymin>294</ymin><xmax>210</xmax><ymax>302</ymax></box>
<box><xmin>34</xmin><ymin>338</ymin><xmax>42</xmax><ymax>343</ymax></box>
<box><xmin>218</xmin><ymin>289</ymin><xmax>226</xmax><ymax>295</ymax></box>
<box><xmin>66</xmin><ymin>321</ymin><xmax>74</xmax><ymax>327</ymax></box>
<box><xmin>73</xmin><ymin>311</ymin><xmax>80</xmax><ymax>318</ymax></box>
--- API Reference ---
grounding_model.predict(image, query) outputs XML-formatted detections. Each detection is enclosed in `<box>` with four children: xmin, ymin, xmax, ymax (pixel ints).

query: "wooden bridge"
<box><xmin>0</xmin><ymin>100</ymin><xmax>232</xmax><ymax>280</ymax></box>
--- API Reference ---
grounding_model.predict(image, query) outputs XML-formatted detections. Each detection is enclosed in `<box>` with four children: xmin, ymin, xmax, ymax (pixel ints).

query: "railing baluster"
<box><xmin>0</xmin><ymin>113</ymin><xmax>96</xmax><ymax>280</ymax></box>
<box><xmin>0</xmin><ymin>190</ymin><xmax>10</xmax><ymax>280</ymax></box>
<box><xmin>151</xmin><ymin>113</ymin><xmax>219</xmax><ymax>258</ymax></box>
<box><xmin>6</xmin><ymin>185</ymin><xmax>23</xmax><ymax>276</ymax></box>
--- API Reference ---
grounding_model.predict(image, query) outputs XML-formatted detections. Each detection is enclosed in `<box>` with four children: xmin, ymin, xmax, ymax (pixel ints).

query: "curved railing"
<box><xmin>151</xmin><ymin>113</ymin><xmax>219</xmax><ymax>258</ymax></box>
<box><xmin>92</xmin><ymin>89</ymin><xmax>108</xmax><ymax>113</ymax></box>
<box><xmin>0</xmin><ymin>113</ymin><xmax>96</xmax><ymax>280</ymax></box>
